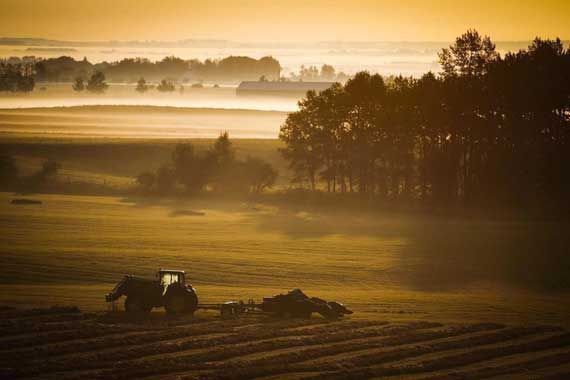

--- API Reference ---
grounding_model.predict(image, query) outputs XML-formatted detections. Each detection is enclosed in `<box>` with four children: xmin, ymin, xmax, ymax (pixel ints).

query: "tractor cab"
<box><xmin>158</xmin><ymin>269</ymin><xmax>186</xmax><ymax>288</ymax></box>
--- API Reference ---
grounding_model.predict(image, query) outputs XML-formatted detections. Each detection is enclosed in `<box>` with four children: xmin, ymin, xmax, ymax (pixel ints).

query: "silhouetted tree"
<box><xmin>279</xmin><ymin>98</ymin><xmax>323</xmax><ymax>191</ymax></box>
<box><xmin>172</xmin><ymin>143</ymin><xmax>211</xmax><ymax>192</ymax></box>
<box><xmin>243</xmin><ymin>157</ymin><xmax>278</xmax><ymax>193</ymax></box>
<box><xmin>155</xmin><ymin>165</ymin><xmax>176</xmax><ymax>194</ymax></box>
<box><xmin>157</xmin><ymin>79</ymin><xmax>175</xmax><ymax>92</ymax></box>
<box><xmin>0</xmin><ymin>63</ymin><xmax>35</xmax><ymax>92</ymax></box>
<box><xmin>438</xmin><ymin>29</ymin><xmax>498</xmax><ymax>77</ymax></box>
<box><xmin>320</xmin><ymin>64</ymin><xmax>336</xmax><ymax>81</ymax></box>
<box><xmin>86</xmin><ymin>71</ymin><xmax>108</xmax><ymax>93</ymax></box>
<box><xmin>136</xmin><ymin>171</ymin><xmax>155</xmax><ymax>192</ymax></box>
<box><xmin>72</xmin><ymin>77</ymin><xmax>85</xmax><ymax>91</ymax></box>
<box><xmin>40</xmin><ymin>160</ymin><xmax>60</xmax><ymax>178</ymax></box>
<box><xmin>136</xmin><ymin>77</ymin><xmax>149</xmax><ymax>93</ymax></box>
<box><xmin>212</xmin><ymin>132</ymin><xmax>235</xmax><ymax>167</ymax></box>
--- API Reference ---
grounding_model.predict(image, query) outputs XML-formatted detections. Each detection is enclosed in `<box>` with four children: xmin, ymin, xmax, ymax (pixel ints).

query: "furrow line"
<box><xmin>300</xmin><ymin>330</ymin><xmax>570</xmax><ymax>379</ymax></box>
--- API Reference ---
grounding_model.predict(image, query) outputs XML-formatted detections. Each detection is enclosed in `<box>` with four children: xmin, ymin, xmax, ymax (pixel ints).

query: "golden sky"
<box><xmin>1</xmin><ymin>0</ymin><xmax>569</xmax><ymax>42</ymax></box>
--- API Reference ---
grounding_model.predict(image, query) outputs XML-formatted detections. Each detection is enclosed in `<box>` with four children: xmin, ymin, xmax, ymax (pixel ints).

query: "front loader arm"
<box><xmin>105</xmin><ymin>275</ymin><xmax>130</xmax><ymax>302</ymax></box>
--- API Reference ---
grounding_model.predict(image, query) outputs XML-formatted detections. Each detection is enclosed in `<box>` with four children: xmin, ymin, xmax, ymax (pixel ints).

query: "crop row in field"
<box><xmin>1</xmin><ymin>307</ymin><xmax>569</xmax><ymax>380</ymax></box>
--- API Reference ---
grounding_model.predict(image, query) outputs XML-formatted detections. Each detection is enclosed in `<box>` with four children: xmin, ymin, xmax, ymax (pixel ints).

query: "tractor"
<box><xmin>105</xmin><ymin>269</ymin><xmax>198</xmax><ymax>315</ymax></box>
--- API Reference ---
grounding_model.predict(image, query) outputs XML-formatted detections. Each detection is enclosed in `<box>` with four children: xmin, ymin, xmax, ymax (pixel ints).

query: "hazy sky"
<box><xmin>1</xmin><ymin>0</ymin><xmax>569</xmax><ymax>42</ymax></box>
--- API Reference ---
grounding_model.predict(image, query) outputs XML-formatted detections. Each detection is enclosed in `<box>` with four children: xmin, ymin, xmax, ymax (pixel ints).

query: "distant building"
<box><xmin>237</xmin><ymin>81</ymin><xmax>334</xmax><ymax>96</ymax></box>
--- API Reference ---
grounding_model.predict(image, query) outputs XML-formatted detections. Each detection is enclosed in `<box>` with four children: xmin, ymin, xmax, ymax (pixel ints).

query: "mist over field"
<box><xmin>0</xmin><ymin>40</ymin><xmax>550</xmax><ymax>79</ymax></box>
<box><xmin>0</xmin><ymin>83</ymin><xmax>298</xmax><ymax>112</ymax></box>
<box><xmin>1</xmin><ymin>41</ymin><xmax>444</xmax><ymax>77</ymax></box>
<box><xmin>2</xmin><ymin>1</ymin><xmax>570</xmax><ymax>379</ymax></box>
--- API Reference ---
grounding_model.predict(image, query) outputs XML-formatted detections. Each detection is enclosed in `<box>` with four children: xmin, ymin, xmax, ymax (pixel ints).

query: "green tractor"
<box><xmin>105</xmin><ymin>269</ymin><xmax>198</xmax><ymax>315</ymax></box>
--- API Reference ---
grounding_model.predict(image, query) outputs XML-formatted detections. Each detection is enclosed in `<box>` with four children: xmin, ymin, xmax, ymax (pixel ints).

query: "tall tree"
<box><xmin>438</xmin><ymin>29</ymin><xmax>498</xmax><ymax>77</ymax></box>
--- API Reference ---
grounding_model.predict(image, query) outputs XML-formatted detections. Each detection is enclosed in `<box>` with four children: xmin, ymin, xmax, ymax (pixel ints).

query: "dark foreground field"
<box><xmin>2</xmin><ymin>307</ymin><xmax>570</xmax><ymax>380</ymax></box>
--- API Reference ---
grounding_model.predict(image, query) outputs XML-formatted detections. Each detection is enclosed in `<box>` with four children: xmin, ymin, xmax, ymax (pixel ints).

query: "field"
<box><xmin>2</xmin><ymin>106</ymin><xmax>570</xmax><ymax>378</ymax></box>
<box><xmin>2</xmin><ymin>164</ymin><xmax>570</xmax><ymax>380</ymax></box>
<box><xmin>2</xmin><ymin>191</ymin><xmax>570</xmax><ymax>323</ymax></box>
<box><xmin>0</xmin><ymin>105</ymin><xmax>287</xmax><ymax>139</ymax></box>
<box><xmin>2</xmin><ymin>307</ymin><xmax>570</xmax><ymax>379</ymax></box>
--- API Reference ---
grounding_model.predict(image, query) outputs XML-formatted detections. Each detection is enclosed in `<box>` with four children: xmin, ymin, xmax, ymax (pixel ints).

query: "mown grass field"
<box><xmin>0</xmin><ymin>105</ymin><xmax>287</xmax><ymax>139</ymax></box>
<box><xmin>1</xmin><ymin>192</ymin><xmax>569</xmax><ymax>328</ymax></box>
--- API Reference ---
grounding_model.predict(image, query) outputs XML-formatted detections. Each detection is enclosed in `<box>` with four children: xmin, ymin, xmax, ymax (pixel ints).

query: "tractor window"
<box><xmin>161</xmin><ymin>273</ymin><xmax>180</xmax><ymax>287</ymax></box>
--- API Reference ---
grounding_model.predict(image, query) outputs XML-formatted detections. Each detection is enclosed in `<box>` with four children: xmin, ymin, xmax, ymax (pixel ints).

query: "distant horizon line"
<box><xmin>2</xmin><ymin>36</ymin><xmax>569</xmax><ymax>46</ymax></box>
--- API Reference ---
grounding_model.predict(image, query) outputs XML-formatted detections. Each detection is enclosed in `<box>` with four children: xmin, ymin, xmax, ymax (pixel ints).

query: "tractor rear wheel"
<box><xmin>125</xmin><ymin>296</ymin><xmax>151</xmax><ymax>314</ymax></box>
<box><xmin>165</xmin><ymin>294</ymin><xmax>187</xmax><ymax>315</ymax></box>
<box><xmin>164</xmin><ymin>289</ymin><xmax>198</xmax><ymax>315</ymax></box>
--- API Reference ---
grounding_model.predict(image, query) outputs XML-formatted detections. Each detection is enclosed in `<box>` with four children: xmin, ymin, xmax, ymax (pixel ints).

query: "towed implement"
<box><xmin>258</xmin><ymin>289</ymin><xmax>353</xmax><ymax>319</ymax></box>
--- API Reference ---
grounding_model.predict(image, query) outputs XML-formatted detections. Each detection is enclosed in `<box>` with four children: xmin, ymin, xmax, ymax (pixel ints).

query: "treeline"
<box><xmin>30</xmin><ymin>55</ymin><xmax>281</xmax><ymax>83</ymax></box>
<box><xmin>280</xmin><ymin>30</ymin><xmax>570</xmax><ymax>212</ymax></box>
<box><xmin>288</xmin><ymin>64</ymin><xmax>349</xmax><ymax>83</ymax></box>
<box><xmin>0</xmin><ymin>62</ymin><xmax>35</xmax><ymax>92</ymax></box>
<box><xmin>1</xmin><ymin>55</ymin><xmax>351</xmax><ymax>90</ymax></box>
<box><xmin>136</xmin><ymin>133</ymin><xmax>277</xmax><ymax>195</ymax></box>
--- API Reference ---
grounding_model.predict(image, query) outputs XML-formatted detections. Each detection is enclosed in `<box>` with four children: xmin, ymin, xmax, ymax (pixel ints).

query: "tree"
<box><xmin>343</xmin><ymin>72</ymin><xmax>386</xmax><ymax>194</ymax></box>
<box><xmin>299</xmin><ymin>65</ymin><xmax>319</xmax><ymax>81</ymax></box>
<box><xmin>279</xmin><ymin>100</ymin><xmax>323</xmax><ymax>191</ymax></box>
<box><xmin>155</xmin><ymin>165</ymin><xmax>176</xmax><ymax>194</ymax></box>
<box><xmin>212</xmin><ymin>132</ymin><xmax>235</xmax><ymax>167</ymax></box>
<box><xmin>243</xmin><ymin>157</ymin><xmax>278</xmax><ymax>193</ymax></box>
<box><xmin>208</xmin><ymin>132</ymin><xmax>239</xmax><ymax>192</ymax></box>
<box><xmin>86</xmin><ymin>71</ymin><xmax>108</xmax><ymax>93</ymax></box>
<box><xmin>136</xmin><ymin>171</ymin><xmax>155</xmax><ymax>191</ymax></box>
<box><xmin>438</xmin><ymin>29</ymin><xmax>498</xmax><ymax>77</ymax></box>
<box><xmin>172</xmin><ymin>143</ymin><xmax>211</xmax><ymax>192</ymax></box>
<box><xmin>157</xmin><ymin>79</ymin><xmax>175</xmax><ymax>92</ymax></box>
<box><xmin>136</xmin><ymin>77</ymin><xmax>148</xmax><ymax>93</ymax></box>
<box><xmin>0</xmin><ymin>63</ymin><xmax>35</xmax><ymax>92</ymax></box>
<box><xmin>40</xmin><ymin>160</ymin><xmax>60</xmax><ymax>178</ymax></box>
<box><xmin>72</xmin><ymin>77</ymin><xmax>85</xmax><ymax>91</ymax></box>
<box><xmin>320</xmin><ymin>64</ymin><xmax>336</xmax><ymax>81</ymax></box>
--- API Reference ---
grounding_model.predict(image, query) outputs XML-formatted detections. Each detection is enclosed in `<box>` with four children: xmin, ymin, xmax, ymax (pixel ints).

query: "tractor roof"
<box><xmin>159</xmin><ymin>269</ymin><xmax>185</xmax><ymax>274</ymax></box>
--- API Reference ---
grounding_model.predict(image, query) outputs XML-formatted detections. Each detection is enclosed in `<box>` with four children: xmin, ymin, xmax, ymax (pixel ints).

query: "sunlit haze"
<box><xmin>1</xmin><ymin>0</ymin><xmax>569</xmax><ymax>42</ymax></box>
<box><xmin>2</xmin><ymin>1</ymin><xmax>570</xmax><ymax>377</ymax></box>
